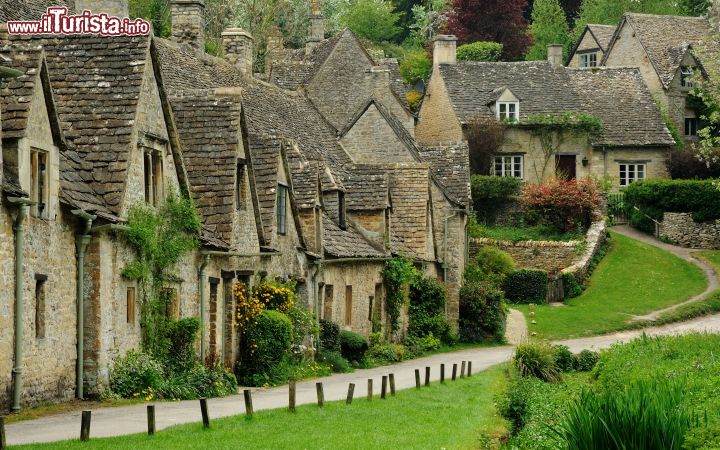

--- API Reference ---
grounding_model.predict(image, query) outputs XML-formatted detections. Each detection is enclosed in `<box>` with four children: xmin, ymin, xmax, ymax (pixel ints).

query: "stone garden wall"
<box><xmin>659</xmin><ymin>212</ymin><xmax>720</xmax><ymax>250</ymax></box>
<box><xmin>469</xmin><ymin>237</ymin><xmax>579</xmax><ymax>275</ymax></box>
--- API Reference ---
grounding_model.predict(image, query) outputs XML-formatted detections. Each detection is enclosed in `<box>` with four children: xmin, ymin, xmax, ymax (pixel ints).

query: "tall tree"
<box><xmin>679</xmin><ymin>0</ymin><xmax>712</xmax><ymax>16</ymax></box>
<box><xmin>446</xmin><ymin>0</ymin><xmax>531</xmax><ymax>60</ymax></box>
<box><xmin>129</xmin><ymin>0</ymin><xmax>170</xmax><ymax>37</ymax></box>
<box><xmin>340</xmin><ymin>0</ymin><xmax>402</xmax><ymax>43</ymax></box>
<box><xmin>526</xmin><ymin>0</ymin><xmax>570</xmax><ymax>61</ymax></box>
<box><xmin>524</xmin><ymin>0</ymin><xmax>582</xmax><ymax>23</ymax></box>
<box><xmin>573</xmin><ymin>0</ymin><xmax>683</xmax><ymax>40</ymax></box>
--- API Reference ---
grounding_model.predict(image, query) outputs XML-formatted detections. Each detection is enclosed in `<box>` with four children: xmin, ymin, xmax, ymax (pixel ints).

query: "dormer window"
<box><xmin>680</xmin><ymin>66</ymin><xmax>694</xmax><ymax>88</ymax></box>
<box><xmin>143</xmin><ymin>149</ymin><xmax>164</xmax><ymax>206</ymax></box>
<box><xmin>277</xmin><ymin>182</ymin><xmax>288</xmax><ymax>235</ymax></box>
<box><xmin>30</xmin><ymin>149</ymin><xmax>48</xmax><ymax>218</ymax></box>
<box><xmin>497</xmin><ymin>102</ymin><xmax>519</xmax><ymax>122</ymax></box>
<box><xmin>579</xmin><ymin>52</ymin><xmax>597</xmax><ymax>68</ymax></box>
<box><xmin>338</xmin><ymin>191</ymin><xmax>346</xmax><ymax>230</ymax></box>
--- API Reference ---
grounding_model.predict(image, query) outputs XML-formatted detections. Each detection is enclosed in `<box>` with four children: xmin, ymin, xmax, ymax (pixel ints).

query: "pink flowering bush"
<box><xmin>520</xmin><ymin>178</ymin><xmax>601</xmax><ymax>232</ymax></box>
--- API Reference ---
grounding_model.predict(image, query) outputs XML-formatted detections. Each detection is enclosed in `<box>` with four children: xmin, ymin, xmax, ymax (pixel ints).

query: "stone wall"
<box><xmin>560</xmin><ymin>220</ymin><xmax>607</xmax><ymax>281</ymax></box>
<box><xmin>470</xmin><ymin>237</ymin><xmax>580</xmax><ymax>275</ymax></box>
<box><xmin>340</xmin><ymin>103</ymin><xmax>415</xmax><ymax>163</ymax></box>
<box><xmin>659</xmin><ymin>212</ymin><xmax>720</xmax><ymax>249</ymax></box>
<box><xmin>170</xmin><ymin>0</ymin><xmax>205</xmax><ymax>53</ymax></box>
<box><xmin>416</xmin><ymin>64</ymin><xmax>464</xmax><ymax>145</ymax></box>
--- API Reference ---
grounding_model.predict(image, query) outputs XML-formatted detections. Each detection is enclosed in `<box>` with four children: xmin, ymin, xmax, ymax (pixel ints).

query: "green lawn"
<box><xmin>468</xmin><ymin>223</ymin><xmax>584</xmax><ymax>242</ymax></box>
<box><xmin>18</xmin><ymin>366</ymin><xmax>510</xmax><ymax>450</ymax></box>
<box><xmin>515</xmin><ymin>232</ymin><xmax>707</xmax><ymax>340</ymax></box>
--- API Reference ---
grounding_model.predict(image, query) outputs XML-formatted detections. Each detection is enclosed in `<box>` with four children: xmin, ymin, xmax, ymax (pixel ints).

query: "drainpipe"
<box><xmin>198</xmin><ymin>254</ymin><xmax>210</xmax><ymax>362</ymax></box>
<box><xmin>8</xmin><ymin>197</ymin><xmax>31</xmax><ymax>411</ymax></box>
<box><xmin>71</xmin><ymin>210</ymin><xmax>96</xmax><ymax>400</ymax></box>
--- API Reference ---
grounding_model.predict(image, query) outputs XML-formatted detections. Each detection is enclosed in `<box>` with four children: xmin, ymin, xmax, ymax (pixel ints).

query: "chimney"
<box><xmin>74</xmin><ymin>0</ymin><xmax>129</xmax><ymax>17</ymax></box>
<box><xmin>306</xmin><ymin>0</ymin><xmax>325</xmax><ymax>52</ymax></box>
<box><xmin>222</xmin><ymin>28</ymin><xmax>254</xmax><ymax>76</ymax></box>
<box><xmin>433</xmin><ymin>35</ymin><xmax>457</xmax><ymax>66</ymax></box>
<box><xmin>366</xmin><ymin>66</ymin><xmax>390</xmax><ymax>98</ymax></box>
<box><xmin>547</xmin><ymin>44</ymin><xmax>563</xmax><ymax>67</ymax></box>
<box><xmin>265</xmin><ymin>26</ymin><xmax>284</xmax><ymax>75</ymax></box>
<box><xmin>170</xmin><ymin>0</ymin><xmax>205</xmax><ymax>53</ymax></box>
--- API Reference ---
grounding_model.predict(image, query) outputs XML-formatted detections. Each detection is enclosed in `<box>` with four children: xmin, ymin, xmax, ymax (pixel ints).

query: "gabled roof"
<box><xmin>322</xmin><ymin>212</ymin><xmax>385</xmax><ymax>258</ymax></box>
<box><xmin>587</xmin><ymin>24</ymin><xmax>617</xmax><ymax>52</ymax></box>
<box><xmin>0</xmin><ymin>0</ymin><xmax>73</xmax><ymax>23</ymax></box>
<box><xmin>416</xmin><ymin>143</ymin><xmax>471</xmax><ymax>203</ymax></box>
<box><xmin>603</xmin><ymin>13</ymin><xmax>715</xmax><ymax>89</ymax></box>
<box><xmin>0</xmin><ymin>46</ymin><xmax>43</xmax><ymax>140</ymax></box>
<box><xmin>247</xmin><ymin>134</ymin><xmax>282</xmax><ymax>247</ymax></box>
<box><xmin>343</xmin><ymin>165</ymin><xmax>389</xmax><ymax>211</ymax></box>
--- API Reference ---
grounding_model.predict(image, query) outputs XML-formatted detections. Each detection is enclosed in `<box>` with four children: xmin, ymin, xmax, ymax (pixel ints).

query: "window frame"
<box><xmin>494</xmin><ymin>154</ymin><xmax>524</xmax><ymax>179</ymax></box>
<box><xmin>685</xmin><ymin>117</ymin><xmax>698</xmax><ymax>136</ymax></box>
<box><xmin>143</xmin><ymin>148</ymin><xmax>164</xmax><ymax>207</ymax></box>
<box><xmin>126</xmin><ymin>286</ymin><xmax>136</xmax><ymax>325</ymax></box>
<box><xmin>344</xmin><ymin>285</ymin><xmax>353</xmax><ymax>326</ymax></box>
<box><xmin>30</xmin><ymin>149</ymin><xmax>49</xmax><ymax>218</ymax></box>
<box><xmin>276</xmin><ymin>182</ymin><xmax>288</xmax><ymax>235</ymax></box>
<box><xmin>35</xmin><ymin>274</ymin><xmax>47</xmax><ymax>339</ymax></box>
<box><xmin>680</xmin><ymin>66</ymin><xmax>694</xmax><ymax>89</ymax></box>
<box><xmin>579</xmin><ymin>52</ymin><xmax>598</xmax><ymax>68</ymax></box>
<box><xmin>496</xmin><ymin>101</ymin><xmax>519</xmax><ymax>122</ymax></box>
<box><xmin>619</xmin><ymin>163</ymin><xmax>646</xmax><ymax>187</ymax></box>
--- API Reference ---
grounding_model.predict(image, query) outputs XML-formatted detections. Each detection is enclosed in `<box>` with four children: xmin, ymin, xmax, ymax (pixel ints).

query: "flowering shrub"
<box><xmin>520</xmin><ymin>178</ymin><xmax>600</xmax><ymax>232</ymax></box>
<box><xmin>235</xmin><ymin>280</ymin><xmax>297</xmax><ymax>331</ymax></box>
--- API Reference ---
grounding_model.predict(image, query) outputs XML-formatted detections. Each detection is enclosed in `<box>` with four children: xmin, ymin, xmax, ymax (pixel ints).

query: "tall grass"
<box><xmin>552</xmin><ymin>377</ymin><xmax>702</xmax><ymax>449</ymax></box>
<box><xmin>513</xmin><ymin>341</ymin><xmax>561</xmax><ymax>382</ymax></box>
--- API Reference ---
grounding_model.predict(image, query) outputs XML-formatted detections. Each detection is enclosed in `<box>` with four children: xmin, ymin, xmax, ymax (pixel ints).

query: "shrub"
<box><xmin>241</xmin><ymin>310</ymin><xmax>293</xmax><ymax>382</ymax></box>
<box><xmin>504</xmin><ymin>269</ymin><xmax>548</xmax><ymax>304</ymax></box>
<box><xmin>110</xmin><ymin>350</ymin><xmax>164</xmax><ymax>398</ymax></box>
<box><xmin>286</xmin><ymin>305</ymin><xmax>318</xmax><ymax>348</ymax></box>
<box><xmin>319</xmin><ymin>319</ymin><xmax>341</xmax><ymax>353</ymax></box>
<box><xmin>554</xmin><ymin>378</ymin><xmax>700</xmax><ymax>449</ymax></box>
<box><xmin>521</xmin><ymin>178</ymin><xmax>601</xmax><ymax>232</ymax></box>
<box><xmin>399</xmin><ymin>49</ymin><xmax>431</xmax><ymax>85</ymax></box>
<box><xmin>553</xmin><ymin>345</ymin><xmax>574</xmax><ymax>372</ymax></box>
<box><xmin>560</xmin><ymin>272</ymin><xmax>584</xmax><ymax>299</ymax></box>
<box><xmin>498</xmin><ymin>377</ymin><xmax>534</xmax><ymax>434</ymax></box>
<box><xmin>474</xmin><ymin>246</ymin><xmax>516</xmax><ymax>278</ymax></box>
<box><xmin>404</xmin><ymin>333</ymin><xmax>442</xmax><ymax>356</ymax></box>
<box><xmin>456</xmin><ymin>41</ymin><xmax>503</xmax><ymax>61</ymax></box>
<box><xmin>624</xmin><ymin>179</ymin><xmax>720</xmax><ymax>234</ymax></box>
<box><xmin>163</xmin><ymin>318</ymin><xmax>200</xmax><ymax>374</ymax></box>
<box><xmin>317</xmin><ymin>350</ymin><xmax>352</xmax><ymax>373</ymax></box>
<box><xmin>668</xmin><ymin>147</ymin><xmax>720</xmax><ymax>179</ymax></box>
<box><xmin>574</xmin><ymin>349</ymin><xmax>599</xmax><ymax>372</ymax></box>
<box><xmin>470</xmin><ymin>175</ymin><xmax>522</xmax><ymax>224</ymax></box>
<box><xmin>368</xmin><ymin>332</ymin><xmax>408</xmax><ymax>363</ymax></box>
<box><xmin>339</xmin><ymin>330</ymin><xmax>368</xmax><ymax>363</ymax></box>
<box><xmin>406</xmin><ymin>90</ymin><xmax>423</xmax><ymax>111</ymax></box>
<box><xmin>408</xmin><ymin>276</ymin><xmax>453</xmax><ymax>343</ymax></box>
<box><xmin>513</xmin><ymin>341</ymin><xmax>561</xmax><ymax>382</ymax></box>
<box><xmin>459</xmin><ymin>280</ymin><xmax>507</xmax><ymax>343</ymax></box>
<box><xmin>252</xmin><ymin>280</ymin><xmax>296</xmax><ymax>313</ymax></box>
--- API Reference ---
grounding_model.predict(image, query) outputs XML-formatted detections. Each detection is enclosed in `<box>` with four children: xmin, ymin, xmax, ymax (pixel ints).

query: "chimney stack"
<box><xmin>74</xmin><ymin>0</ymin><xmax>129</xmax><ymax>17</ymax></box>
<box><xmin>306</xmin><ymin>0</ymin><xmax>325</xmax><ymax>52</ymax></box>
<box><xmin>265</xmin><ymin>26</ymin><xmax>284</xmax><ymax>74</ymax></box>
<box><xmin>366</xmin><ymin>66</ymin><xmax>390</xmax><ymax>98</ymax></box>
<box><xmin>433</xmin><ymin>35</ymin><xmax>457</xmax><ymax>66</ymax></box>
<box><xmin>547</xmin><ymin>44</ymin><xmax>563</xmax><ymax>67</ymax></box>
<box><xmin>170</xmin><ymin>0</ymin><xmax>205</xmax><ymax>53</ymax></box>
<box><xmin>222</xmin><ymin>28</ymin><xmax>254</xmax><ymax>76</ymax></box>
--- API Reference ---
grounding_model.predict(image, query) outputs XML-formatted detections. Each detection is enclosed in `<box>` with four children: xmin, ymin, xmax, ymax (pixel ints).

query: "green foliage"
<box><xmin>656</xmin><ymin>100</ymin><xmax>683</xmax><ymax>149</ymax></box>
<box><xmin>129</xmin><ymin>0</ymin><xmax>170</xmax><ymax>37</ymax></box>
<box><xmin>339</xmin><ymin>0</ymin><xmax>401</xmax><ymax>43</ymax></box>
<box><xmin>406</xmin><ymin>90</ymin><xmax>423</xmax><ymax>111</ymax></box>
<box><xmin>561</xmin><ymin>272</ymin><xmax>584</xmax><ymax>299</ymax></box>
<box><xmin>286</xmin><ymin>305</ymin><xmax>318</xmax><ymax>347</ymax></box>
<box><xmin>624</xmin><ymin>179</ymin><xmax>720</xmax><ymax>234</ymax></box>
<box><xmin>339</xmin><ymin>330</ymin><xmax>369</xmax><ymax>363</ymax></box>
<box><xmin>367</xmin><ymin>332</ymin><xmax>408</xmax><ymax>363</ymax></box>
<box><xmin>573</xmin><ymin>349</ymin><xmax>599</xmax><ymax>372</ymax></box>
<box><xmin>459</xmin><ymin>280</ymin><xmax>507</xmax><ymax>343</ymax></box>
<box><xmin>319</xmin><ymin>318</ymin><xmax>341</xmax><ymax>353</ymax></box>
<box><xmin>408</xmin><ymin>276</ymin><xmax>452</xmax><ymax>343</ymax></box>
<box><xmin>524</xmin><ymin>112</ymin><xmax>603</xmax><ymax>135</ymax></box>
<box><xmin>317</xmin><ymin>350</ymin><xmax>353</xmax><ymax>373</ymax></box>
<box><xmin>526</xmin><ymin>0</ymin><xmax>570</xmax><ymax>61</ymax></box>
<box><xmin>554</xmin><ymin>377</ymin><xmax>700</xmax><ymax>449</ymax></box>
<box><xmin>469</xmin><ymin>224</ymin><xmax>584</xmax><ymax>243</ymax></box>
<box><xmin>470</xmin><ymin>175</ymin><xmax>522</xmax><ymax>225</ymax></box>
<box><xmin>110</xmin><ymin>350</ymin><xmax>164</xmax><ymax>399</ymax></box>
<box><xmin>497</xmin><ymin>376</ymin><xmax>534</xmax><ymax>434</ymax></box>
<box><xmin>513</xmin><ymin>341</ymin><xmax>561</xmax><ymax>382</ymax></box>
<box><xmin>456</xmin><ymin>41</ymin><xmax>503</xmax><ymax>62</ymax></box>
<box><xmin>475</xmin><ymin>246</ymin><xmax>516</xmax><ymax>276</ymax></box>
<box><xmin>163</xmin><ymin>318</ymin><xmax>200</xmax><ymax>374</ymax></box>
<box><xmin>553</xmin><ymin>345</ymin><xmax>575</xmax><ymax>372</ymax></box>
<box><xmin>680</xmin><ymin>0</ymin><xmax>712</xmax><ymax>15</ymax></box>
<box><xmin>381</xmin><ymin>256</ymin><xmax>418</xmax><ymax>332</ymax></box>
<box><xmin>504</xmin><ymin>269</ymin><xmax>549</xmax><ymax>304</ymax></box>
<box><xmin>399</xmin><ymin>49</ymin><xmax>431</xmax><ymax>85</ymax></box>
<box><xmin>239</xmin><ymin>310</ymin><xmax>293</xmax><ymax>385</ymax></box>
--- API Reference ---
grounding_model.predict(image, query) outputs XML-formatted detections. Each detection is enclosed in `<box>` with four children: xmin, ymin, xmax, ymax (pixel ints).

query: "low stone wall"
<box><xmin>469</xmin><ymin>238</ymin><xmax>580</xmax><ymax>275</ymax></box>
<box><xmin>561</xmin><ymin>220</ymin><xmax>607</xmax><ymax>281</ymax></box>
<box><xmin>659</xmin><ymin>212</ymin><xmax>720</xmax><ymax>250</ymax></box>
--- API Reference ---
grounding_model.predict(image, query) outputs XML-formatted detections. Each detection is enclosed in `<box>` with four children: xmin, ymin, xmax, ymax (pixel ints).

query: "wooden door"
<box><xmin>556</xmin><ymin>155</ymin><xmax>577</xmax><ymax>179</ymax></box>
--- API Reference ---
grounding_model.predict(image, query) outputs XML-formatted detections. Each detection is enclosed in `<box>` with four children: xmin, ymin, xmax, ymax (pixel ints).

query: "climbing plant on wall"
<box><xmin>381</xmin><ymin>256</ymin><xmax>418</xmax><ymax>334</ymax></box>
<box><xmin>121</xmin><ymin>191</ymin><xmax>201</xmax><ymax>357</ymax></box>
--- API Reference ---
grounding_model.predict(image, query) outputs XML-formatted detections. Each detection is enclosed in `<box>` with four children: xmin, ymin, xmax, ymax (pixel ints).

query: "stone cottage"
<box><xmin>416</xmin><ymin>35</ymin><xmax>676</xmax><ymax>189</ymax></box>
<box><xmin>567</xmin><ymin>24</ymin><xmax>616</xmax><ymax>68</ymax></box>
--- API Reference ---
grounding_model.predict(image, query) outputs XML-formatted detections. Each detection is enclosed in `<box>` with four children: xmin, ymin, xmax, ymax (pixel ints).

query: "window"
<box><xmin>619</xmin><ymin>163</ymin><xmax>646</xmax><ymax>187</ymax></box>
<box><xmin>126</xmin><ymin>287</ymin><xmax>136</xmax><ymax>324</ymax></box>
<box><xmin>685</xmin><ymin>118</ymin><xmax>698</xmax><ymax>136</ymax></box>
<box><xmin>497</xmin><ymin>102</ymin><xmax>519</xmax><ymax>121</ymax></box>
<box><xmin>680</xmin><ymin>66</ymin><xmax>694</xmax><ymax>88</ymax></box>
<box><xmin>368</xmin><ymin>296</ymin><xmax>374</xmax><ymax>321</ymax></box>
<box><xmin>30</xmin><ymin>149</ymin><xmax>48</xmax><ymax>218</ymax></box>
<box><xmin>338</xmin><ymin>191</ymin><xmax>346</xmax><ymax>230</ymax></box>
<box><xmin>344</xmin><ymin>286</ymin><xmax>353</xmax><ymax>326</ymax></box>
<box><xmin>235</xmin><ymin>160</ymin><xmax>246</xmax><ymax>211</ymax></box>
<box><xmin>494</xmin><ymin>155</ymin><xmax>523</xmax><ymax>178</ymax></box>
<box><xmin>323</xmin><ymin>284</ymin><xmax>334</xmax><ymax>320</ymax></box>
<box><xmin>35</xmin><ymin>274</ymin><xmax>47</xmax><ymax>339</ymax></box>
<box><xmin>144</xmin><ymin>150</ymin><xmax>164</xmax><ymax>206</ymax></box>
<box><xmin>162</xmin><ymin>287</ymin><xmax>179</xmax><ymax>319</ymax></box>
<box><xmin>579</xmin><ymin>52</ymin><xmax>597</xmax><ymax>68</ymax></box>
<box><xmin>276</xmin><ymin>183</ymin><xmax>288</xmax><ymax>235</ymax></box>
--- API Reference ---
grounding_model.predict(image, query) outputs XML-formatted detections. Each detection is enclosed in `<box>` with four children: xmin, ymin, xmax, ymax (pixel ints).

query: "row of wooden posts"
<box><xmin>0</xmin><ymin>361</ymin><xmax>473</xmax><ymax>446</ymax></box>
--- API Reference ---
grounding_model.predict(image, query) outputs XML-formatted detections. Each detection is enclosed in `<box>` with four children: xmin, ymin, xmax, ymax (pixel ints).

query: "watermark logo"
<box><xmin>7</xmin><ymin>8</ymin><xmax>151</xmax><ymax>36</ymax></box>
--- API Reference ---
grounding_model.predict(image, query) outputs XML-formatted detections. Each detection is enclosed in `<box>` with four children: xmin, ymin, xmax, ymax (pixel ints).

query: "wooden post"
<box><xmin>381</xmin><ymin>376</ymin><xmax>388</xmax><ymax>399</ymax></box>
<box><xmin>452</xmin><ymin>363</ymin><xmax>457</xmax><ymax>381</ymax></box>
<box><xmin>200</xmin><ymin>398</ymin><xmax>210</xmax><ymax>428</ymax></box>
<box><xmin>460</xmin><ymin>361</ymin><xmax>466</xmax><ymax>378</ymax></box>
<box><xmin>367</xmin><ymin>379</ymin><xmax>373</xmax><ymax>401</ymax></box>
<box><xmin>80</xmin><ymin>410</ymin><xmax>91</xmax><ymax>442</ymax></box>
<box><xmin>147</xmin><ymin>405</ymin><xmax>156</xmax><ymax>436</ymax></box>
<box><xmin>0</xmin><ymin>416</ymin><xmax>6</xmax><ymax>450</ymax></box>
<box><xmin>289</xmin><ymin>380</ymin><xmax>297</xmax><ymax>413</ymax></box>
<box><xmin>468</xmin><ymin>361</ymin><xmax>472</xmax><ymax>377</ymax></box>
<box><xmin>243</xmin><ymin>389</ymin><xmax>254</xmax><ymax>416</ymax></box>
<box><xmin>440</xmin><ymin>364</ymin><xmax>445</xmax><ymax>383</ymax></box>
<box><xmin>425</xmin><ymin>367</ymin><xmax>430</xmax><ymax>386</ymax></box>
<box><xmin>414</xmin><ymin>369</ymin><xmax>421</xmax><ymax>389</ymax></box>
<box><xmin>346</xmin><ymin>383</ymin><xmax>355</xmax><ymax>404</ymax></box>
<box><xmin>389</xmin><ymin>373</ymin><xmax>396</xmax><ymax>396</ymax></box>
<box><xmin>316</xmin><ymin>382</ymin><xmax>325</xmax><ymax>407</ymax></box>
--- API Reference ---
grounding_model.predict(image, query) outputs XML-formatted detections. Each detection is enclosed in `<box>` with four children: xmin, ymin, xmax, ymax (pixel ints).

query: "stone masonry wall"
<box><xmin>470</xmin><ymin>237</ymin><xmax>579</xmax><ymax>274</ymax></box>
<box><xmin>659</xmin><ymin>212</ymin><xmax>720</xmax><ymax>249</ymax></box>
<box><xmin>340</xmin><ymin>104</ymin><xmax>415</xmax><ymax>164</ymax></box>
<box><xmin>170</xmin><ymin>0</ymin><xmax>205</xmax><ymax>53</ymax></box>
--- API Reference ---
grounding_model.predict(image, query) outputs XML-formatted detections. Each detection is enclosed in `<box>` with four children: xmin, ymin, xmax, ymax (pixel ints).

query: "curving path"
<box><xmin>611</xmin><ymin>225</ymin><xmax>719</xmax><ymax>321</ymax></box>
<box><xmin>6</xmin><ymin>312</ymin><xmax>720</xmax><ymax>446</ymax></box>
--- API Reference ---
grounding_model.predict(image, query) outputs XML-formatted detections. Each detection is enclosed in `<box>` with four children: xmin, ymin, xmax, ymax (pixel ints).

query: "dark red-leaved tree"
<box><xmin>445</xmin><ymin>0</ymin><xmax>531</xmax><ymax>60</ymax></box>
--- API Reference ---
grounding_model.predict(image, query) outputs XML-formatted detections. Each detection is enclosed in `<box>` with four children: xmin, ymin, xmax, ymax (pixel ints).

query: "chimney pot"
<box><xmin>170</xmin><ymin>0</ymin><xmax>206</xmax><ymax>53</ymax></box>
<box><xmin>433</xmin><ymin>35</ymin><xmax>457</xmax><ymax>66</ymax></box>
<box><xmin>222</xmin><ymin>28</ymin><xmax>254</xmax><ymax>76</ymax></box>
<box><xmin>547</xmin><ymin>44</ymin><xmax>563</xmax><ymax>67</ymax></box>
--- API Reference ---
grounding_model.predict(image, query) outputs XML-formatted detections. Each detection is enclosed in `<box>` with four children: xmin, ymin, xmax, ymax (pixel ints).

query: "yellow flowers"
<box><xmin>233</xmin><ymin>280</ymin><xmax>297</xmax><ymax>330</ymax></box>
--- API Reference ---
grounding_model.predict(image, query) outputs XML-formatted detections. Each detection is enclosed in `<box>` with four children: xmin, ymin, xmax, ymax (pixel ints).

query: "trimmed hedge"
<box><xmin>339</xmin><ymin>330</ymin><xmax>368</xmax><ymax>363</ymax></box>
<box><xmin>244</xmin><ymin>310</ymin><xmax>293</xmax><ymax>376</ymax></box>
<box><xmin>471</xmin><ymin>175</ymin><xmax>523</xmax><ymax>224</ymax></box>
<box><xmin>459</xmin><ymin>280</ymin><xmax>507</xmax><ymax>343</ymax></box>
<box><xmin>504</xmin><ymin>269</ymin><xmax>548</xmax><ymax>304</ymax></box>
<box><xmin>319</xmin><ymin>318</ymin><xmax>341</xmax><ymax>353</ymax></box>
<box><xmin>624</xmin><ymin>179</ymin><xmax>720</xmax><ymax>234</ymax></box>
<box><xmin>457</xmin><ymin>41</ymin><xmax>503</xmax><ymax>62</ymax></box>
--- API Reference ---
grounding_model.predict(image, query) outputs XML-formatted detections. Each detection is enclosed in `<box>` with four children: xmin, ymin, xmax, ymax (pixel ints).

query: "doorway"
<box><xmin>555</xmin><ymin>155</ymin><xmax>577</xmax><ymax>179</ymax></box>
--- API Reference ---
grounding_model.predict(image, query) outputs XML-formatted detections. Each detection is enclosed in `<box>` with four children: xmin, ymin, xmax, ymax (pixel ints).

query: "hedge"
<box><xmin>504</xmin><ymin>269</ymin><xmax>548</xmax><ymax>303</ymax></box>
<box><xmin>624</xmin><ymin>179</ymin><xmax>720</xmax><ymax>234</ymax></box>
<box><xmin>471</xmin><ymin>175</ymin><xmax>523</xmax><ymax>224</ymax></box>
<box><xmin>457</xmin><ymin>41</ymin><xmax>503</xmax><ymax>62</ymax></box>
<box><xmin>339</xmin><ymin>330</ymin><xmax>368</xmax><ymax>363</ymax></box>
<box><xmin>459</xmin><ymin>280</ymin><xmax>507</xmax><ymax>343</ymax></box>
<box><xmin>319</xmin><ymin>318</ymin><xmax>341</xmax><ymax>353</ymax></box>
<box><xmin>243</xmin><ymin>310</ymin><xmax>293</xmax><ymax>376</ymax></box>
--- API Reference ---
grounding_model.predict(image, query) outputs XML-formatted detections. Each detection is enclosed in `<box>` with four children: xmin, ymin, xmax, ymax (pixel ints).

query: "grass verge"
<box><xmin>16</xmin><ymin>366</ymin><xmax>510</xmax><ymax>450</ymax></box>
<box><xmin>468</xmin><ymin>223</ymin><xmax>584</xmax><ymax>242</ymax></box>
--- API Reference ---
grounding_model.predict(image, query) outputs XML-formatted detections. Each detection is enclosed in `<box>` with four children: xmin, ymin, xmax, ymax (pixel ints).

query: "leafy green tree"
<box><xmin>399</xmin><ymin>48</ymin><xmax>431</xmax><ymax>84</ymax></box>
<box><xmin>526</xmin><ymin>0</ymin><xmax>570</xmax><ymax>61</ymax></box>
<box><xmin>129</xmin><ymin>0</ymin><xmax>170</xmax><ymax>37</ymax></box>
<box><xmin>679</xmin><ymin>0</ymin><xmax>712</xmax><ymax>15</ymax></box>
<box><xmin>572</xmin><ymin>0</ymin><xmax>682</xmax><ymax>42</ymax></box>
<box><xmin>340</xmin><ymin>0</ymin><xmax>402</xmax><ymax>43</ymax></box>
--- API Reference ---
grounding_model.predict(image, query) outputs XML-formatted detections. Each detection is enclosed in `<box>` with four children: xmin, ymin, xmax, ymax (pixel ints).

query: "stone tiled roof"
<box><xmin>2</xmin><ymin>166</ymin><xmax>27</xmax><ymax>197</ymax></box>
<box><xmin>587</xmin><ymin>24</ymin><xmax>616</xmax><ymax>52</ymax></box>
<box><xmin>385</xmin><ymin>163</ymin><xmax>431</xmax><ymax>259</ymax></box>
<box><xmin>0</xmin><ymin>0</ymin><xmax>73</xmax><ymax>22</ymax></box>
<box><xmin>343</xmin><ymin>165</ymin><xmax>389</xmax><ymax>211</ymax></box>
<box><xmin>609</xmin><ymin>14</ymin><xmax>715</xmax><ymax>89</ymax></box>
<box><xmin>322</xmin><ymin>212</ymin><xmax>385</xmax><ymax>258</ymax></box>
<box><xmin>0</xmin><ymin>46</ymin><xmax>42</xmax><ymax>139</ymax></box>
<box><xmin>438</xmin><ymin>60</ymin><xmax>674</xmax><ymax>147</ymax></box>
<box><xmin>269</xmin><ymin>61</ymin><xmax>313</xmax><ymax>90</ymax></box>
<box><xmin>379</xmin><ymin>57</ymin><xmax>410</xmax><ymax>110</ymax></box>
<box><xmin>247</xmin><ymin>133</ymin><xmax>282</xmax><ymax>246</ymax></box>
<box><xmin>170</xmin><ymin>90</ymin><xmax>242</xmax><ymax>246</ymax></box>
<box><xmin>417</xmin><ymin>143</ymin><xmax>471</xmax><ymax>203</ymax></box>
